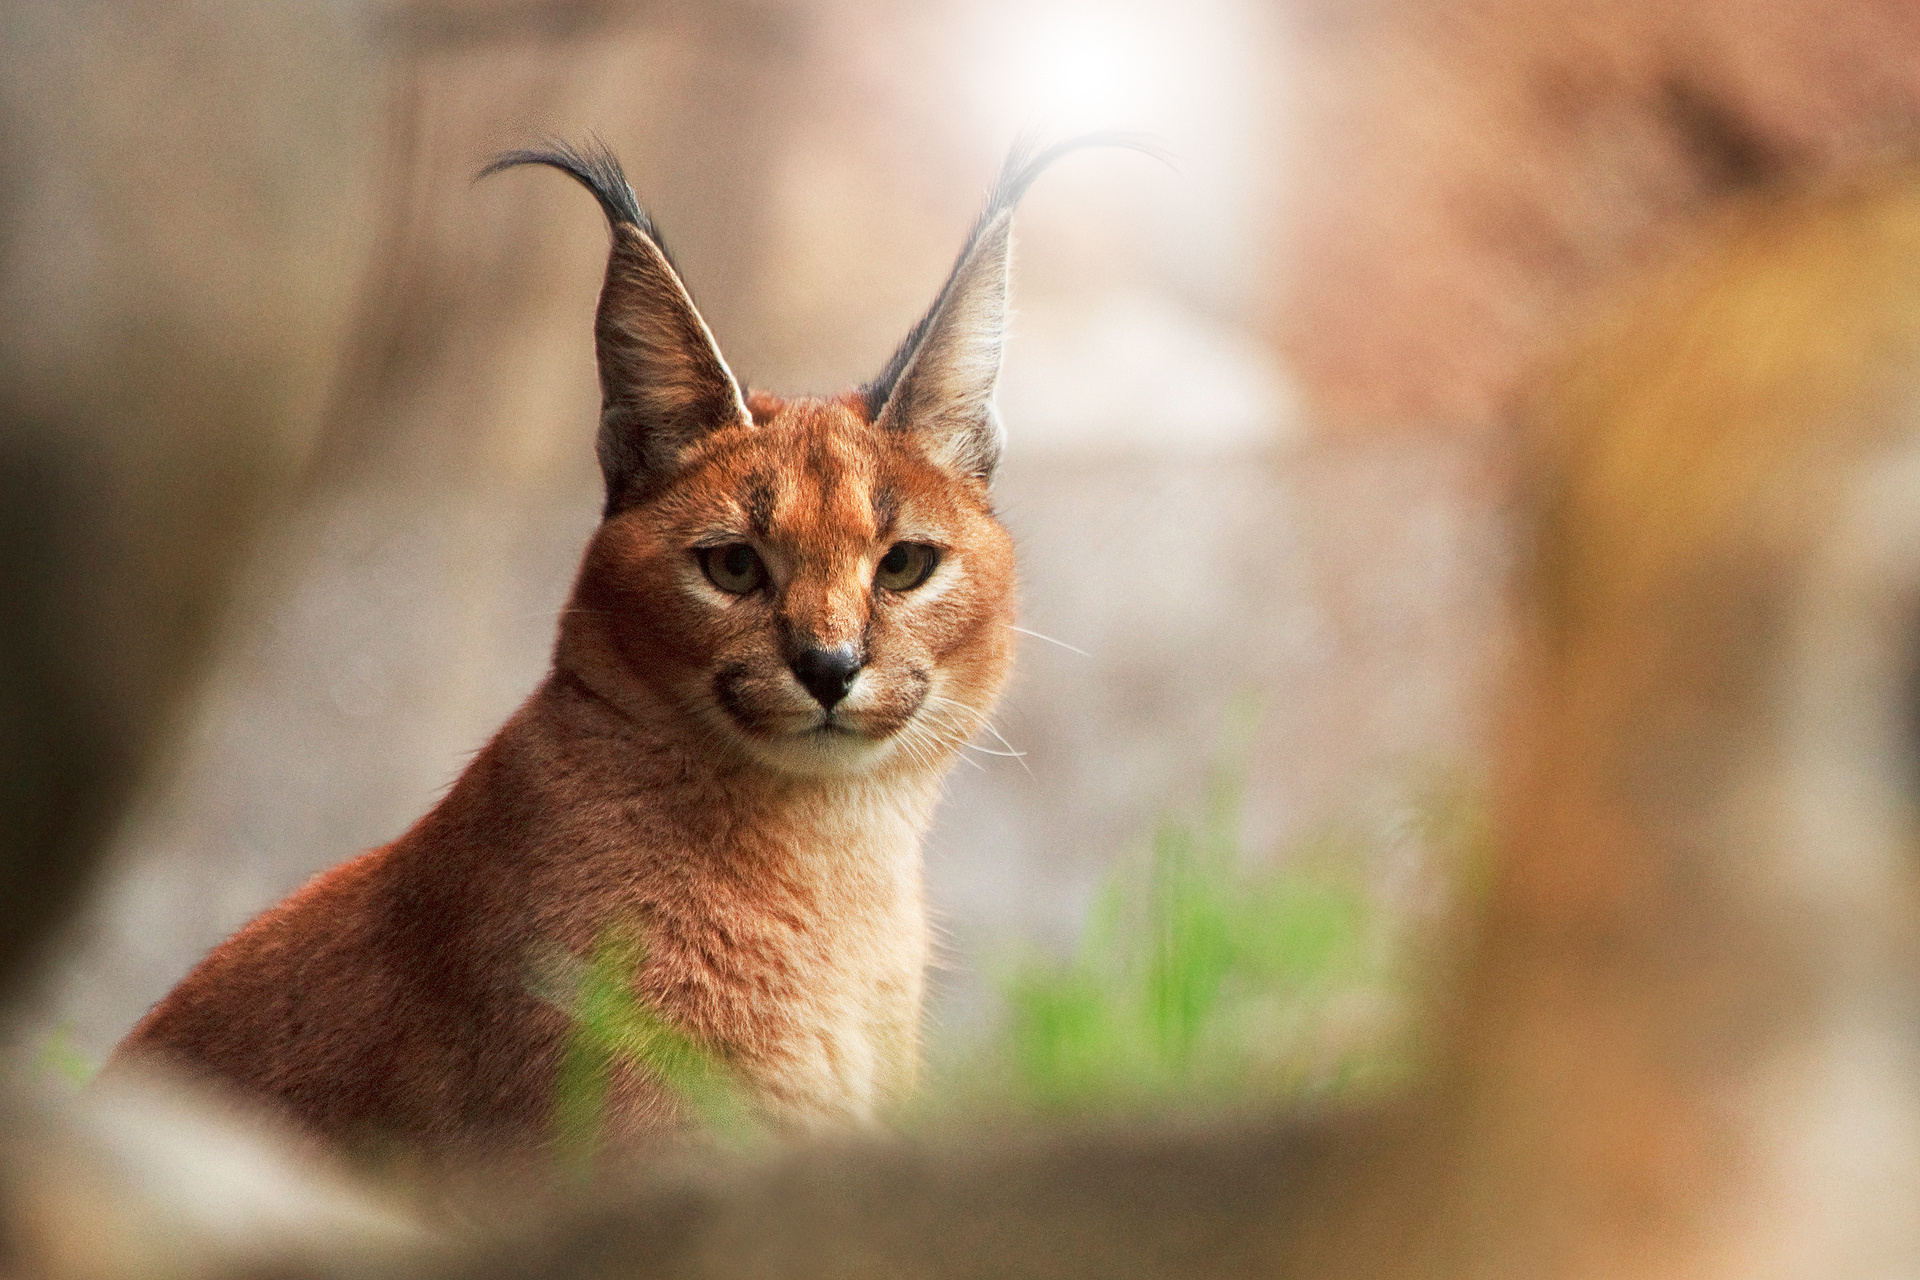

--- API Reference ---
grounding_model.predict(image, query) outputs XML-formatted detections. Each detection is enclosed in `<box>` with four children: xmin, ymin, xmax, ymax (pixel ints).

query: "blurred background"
<box><xmin>6</xmin><ymin>0</ymin><xmax>1919</xmax><ymax>1104</ymax></box>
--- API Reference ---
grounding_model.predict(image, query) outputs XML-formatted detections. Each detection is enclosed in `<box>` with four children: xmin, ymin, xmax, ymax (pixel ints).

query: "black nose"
<box><xmin>790</xmin><ymin>644</ymin><xmax>862</xmax><ymax>710</ymax></box>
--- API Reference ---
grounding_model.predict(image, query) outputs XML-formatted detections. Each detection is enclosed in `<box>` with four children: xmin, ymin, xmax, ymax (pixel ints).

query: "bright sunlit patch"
<box><xmin>1007</xmin><ymin>9</ymin><xmax>1185</xmax><ymax>131</ymax></box>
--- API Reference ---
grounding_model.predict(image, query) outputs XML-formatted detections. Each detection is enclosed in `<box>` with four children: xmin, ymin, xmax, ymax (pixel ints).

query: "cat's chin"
<box><xmin>739</xmin><ymin>724</ymin><xmax>902</xmax><ymax>778</ymax></box>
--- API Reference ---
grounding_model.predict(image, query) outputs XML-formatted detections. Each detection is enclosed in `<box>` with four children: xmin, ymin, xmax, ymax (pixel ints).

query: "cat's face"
<box><xmin>568</xmin><ymin>393</ymin><xmax>1015</xmax><ymax>777</ymax></box>
<box><xmin>491</xmin><ymin>138</ymin><xmax>1095</xmax><ymax>777</ymax></box>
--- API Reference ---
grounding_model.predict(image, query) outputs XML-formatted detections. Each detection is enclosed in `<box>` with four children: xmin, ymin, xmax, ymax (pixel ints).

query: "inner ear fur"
<box><xmin>872</xmin><ymin>215</ymin><xmax>1012</xmax><ymax>482</ymax></box>
<box><xmin>595</xmin><ymin>223</ymin><xmax>751</xmax><ymax>509</ymax></box>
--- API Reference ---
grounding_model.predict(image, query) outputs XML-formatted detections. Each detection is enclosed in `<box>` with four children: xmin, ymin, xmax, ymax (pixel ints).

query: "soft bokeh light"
<box><xmin>1012</xmin><ymin>11</ymin><xmax>1170</xmax><ymax>129</ymax></box>
<box><xmin>979</xmin><ymin>3</ymin><xmax>1234</xmax><ymax>138</ymax></box>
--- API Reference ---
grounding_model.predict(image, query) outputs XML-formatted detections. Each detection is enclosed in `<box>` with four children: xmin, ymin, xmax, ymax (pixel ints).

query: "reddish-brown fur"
<box><xmin>113</xmin><ymin>393</ymin><xmax>1015</xmax><ymax>1164</ymax></box>
<box><xmin>106</xmin><ymin>136</ymin><xmax>1047</xmax><ymax>1167</ymax></box>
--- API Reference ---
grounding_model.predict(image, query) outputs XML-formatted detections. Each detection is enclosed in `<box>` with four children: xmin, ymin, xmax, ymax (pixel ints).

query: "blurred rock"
<box><xmin>0</xmin><ymin>0</ymin><xmax>386</xmax><ymax>993</ymax></box>
<box><xmin>1</xmin><ymin>1070</ymin><xmax>423</xmax><ymax>1280</ymax></box>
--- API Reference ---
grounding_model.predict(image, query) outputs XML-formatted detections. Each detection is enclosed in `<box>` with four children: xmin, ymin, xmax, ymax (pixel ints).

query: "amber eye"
<box><xmin>875</xmin><ymin>542</ymin><xmax>940</xmax><ymax>592</ymax></box>
<box><xmin>698</xmin><ymin>543</ymin><xmax>767</xmax><ymax>595</ymax></box>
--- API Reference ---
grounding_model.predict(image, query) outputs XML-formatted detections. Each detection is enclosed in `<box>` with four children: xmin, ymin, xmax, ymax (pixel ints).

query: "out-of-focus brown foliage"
<box><xmin>1279</xmin><ymin>0</ymin><xmax>1920</xmax><ymax>434</ymax></box>
<box><xmin>1462</xmin><ymin>177</ymin><xmax>1920</xmax><ymax>1276</ymax></box>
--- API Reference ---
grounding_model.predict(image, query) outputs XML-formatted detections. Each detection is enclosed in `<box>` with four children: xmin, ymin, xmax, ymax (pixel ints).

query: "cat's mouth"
<box><xmin>710</xmin><ymin>663</ymin><xmax>933</xmax><ymax>775</ymax></box>
<box><xmin>807</xmin><ymin>687</ymin><xmax>926</xmax><ymax>744</ymax></box>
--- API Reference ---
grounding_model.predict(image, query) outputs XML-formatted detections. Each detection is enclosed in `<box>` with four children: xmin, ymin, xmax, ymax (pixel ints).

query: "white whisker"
<box><xmin>926</xmin><ymin>695</ymin><xmax>1032</xmax><ymax>778</ymax></box>
<box><xmin>975</xmin><ymin>721</ymin><xmax>1024</xmax><ymax>755</ymax></box>
<box><xmin>1006</xmin><ymin>624</ymin><xmax>1089</xmax><ymax>658</ymax></box>
<box><xmin>902</xmin><ymin>706</ymin><xmax>974</xmax><ymax>773</ymax></box>
<box><xmin>911</xmin><ymin>716</ymin><xmax>971</xmax><ymax>772</ymax></box>
<box><xmin>978</xmin><ymin>725</ymin><xmax>1033</xmax><ymax>778</ymax></box>
<box><xmin>894</xmin><ymin>715</ymin><xmax>939</xmax><ymax>772</ymax></box>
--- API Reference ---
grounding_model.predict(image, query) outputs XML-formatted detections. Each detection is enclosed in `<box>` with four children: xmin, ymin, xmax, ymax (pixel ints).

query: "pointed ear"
<box><xmin>864</xmin><ymin>132</ymin><xmax>1169</xmax><ymax>482</ymax></box>
<box><xmin>480</xmin><ymin>142</ymin><xmax>749</xmax><ymax>511</ymax></box>
<box><xmin>593</xmin><ymin>223</ymin><xmax>750</xmax><ymax>503</ymax></box>
<box><xmin>867</xmin><ymin>203</ymin><xmax>1013</xmax><ymax>483</ymax></box>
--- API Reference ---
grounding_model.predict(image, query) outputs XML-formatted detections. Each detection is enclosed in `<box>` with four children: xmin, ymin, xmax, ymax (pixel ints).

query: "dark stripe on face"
<box><xmin>744</xmin><ymin>474</ymin><xmax>776</xmax><ymax>536</ymax></box>
<box><xmin>871</xmin><ymin>482</ymin><xmax>900</xmax><ymax>535</ymax></box>
<box><xmin>712</xmin><ymin>663</ymin><xmax>758</xmax><ymax>730</ymax></box>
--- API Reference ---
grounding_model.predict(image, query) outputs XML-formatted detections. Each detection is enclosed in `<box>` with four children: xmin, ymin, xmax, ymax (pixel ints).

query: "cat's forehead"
<box><xmin>686</xmin><ymin>395</ymin><xmax>959</xmax><ymax>540</ymax></box>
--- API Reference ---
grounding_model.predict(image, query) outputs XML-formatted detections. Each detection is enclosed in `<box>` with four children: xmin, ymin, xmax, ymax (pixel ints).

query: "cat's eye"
<box><xmin>875</xmin><ymin>542</ymin><xmax>940</xmax><ymax>592</ymax></box>
<box><xmin>698</xmin><ymin>543</ymin><xmax>767</xmax><ymax>595</ymax></box>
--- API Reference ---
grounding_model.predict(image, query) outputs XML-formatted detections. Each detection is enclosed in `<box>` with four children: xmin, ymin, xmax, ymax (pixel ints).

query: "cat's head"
<box><xmin>484</xmin><ymin>139</ymin><xmax>1118</xmax><ymax>776</ymax></box>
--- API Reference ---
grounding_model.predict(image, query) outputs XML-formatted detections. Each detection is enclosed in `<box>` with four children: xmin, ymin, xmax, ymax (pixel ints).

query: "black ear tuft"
<box><xmin>480</xmin><ymin>138</ymin><xmax>653</xmax><ymax>240</ymax></box>
<box><xmin>862</xmin><ymin>131</ymin><xmax>1169</xmax><ymax>481</ymax></box>
<box><xmin>481</xmin><ymin>139</ymin><xmax>749</xmax><ymax>514</ymax></box>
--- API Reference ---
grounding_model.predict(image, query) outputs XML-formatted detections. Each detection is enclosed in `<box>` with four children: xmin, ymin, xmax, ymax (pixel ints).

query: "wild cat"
<box><xmin>109</xmin><ymin>135</ymin><xmax>1133</xmax><ymax>1168</ymax></box>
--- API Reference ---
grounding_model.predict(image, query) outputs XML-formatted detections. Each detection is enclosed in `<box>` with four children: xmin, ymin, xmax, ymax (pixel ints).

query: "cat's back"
<box><xmin>111</xmin><ymin>843</ymin><xmax>413</xmax><ymax>1091</ymax></box>
<box><xmin>107</xmin><ymin>808</ymin><xmax>566</xmax><ymax>1152</ymax></box>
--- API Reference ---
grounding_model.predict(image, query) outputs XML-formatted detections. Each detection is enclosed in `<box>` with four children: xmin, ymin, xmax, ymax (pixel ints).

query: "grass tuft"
<box><xmin>548</xmin><ymin>716</ymin><xmax>1470</xmax><ymax>1152</ymax></box>
<box><xmin>549</xmin><ymin>928</ymin><xmax>759</xmax><ymax>1172</ymax></box>
<box><xmin>943</xmin><ymin>714</ymin><xmax>1448</xmax><ymax>1117</ymax></box>
<box><xmin>35</xmin><ymin>1023</ymin><xmax>97</xmax><ymax>1089</ymax></box>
